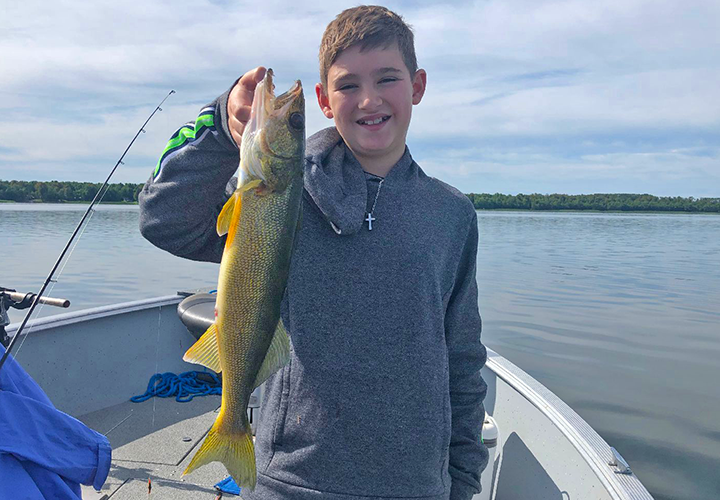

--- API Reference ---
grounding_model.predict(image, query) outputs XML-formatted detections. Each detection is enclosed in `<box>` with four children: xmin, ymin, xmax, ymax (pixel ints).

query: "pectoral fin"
<box><xmin>217</xmin><ymin>179</ymin><xmax>264</xmax><ymax>246</ymax></box>
<box><xmin>239</xmin><ymin>178</ymin><xmax>263</xmax><ymax>193</ymax></box>
<box><xmin>183</xmin><ymin>323</ymin><xmax>221</xmax><ymax>373</ymax></box>
<box><xmin>217</xmin><ymin>192</ymin><xmax>239</xmax><ymax>238</ymax></box>
<box><xmin>253</xmin><ymin>319</ymin><xmax>291</xmax><ymax>389</ymax></box>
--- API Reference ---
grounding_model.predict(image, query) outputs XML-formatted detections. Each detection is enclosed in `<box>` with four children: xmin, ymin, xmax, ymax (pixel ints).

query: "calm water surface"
<box><xmin>2</xmin><ymin>203</ymin><xmax>719</xmax><ymax>500</ymax></box>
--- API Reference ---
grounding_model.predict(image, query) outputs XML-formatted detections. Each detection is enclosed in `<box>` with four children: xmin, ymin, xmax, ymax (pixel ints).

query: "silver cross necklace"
<box><xmin>365</xmin><ymin>177</ymin><xmax>385</xmax><ymax>231</ymax></box>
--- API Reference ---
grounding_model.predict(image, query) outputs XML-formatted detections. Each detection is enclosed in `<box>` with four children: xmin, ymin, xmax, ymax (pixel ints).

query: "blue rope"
<box><xmin>131</xmin><ymin>371</ymin><xmax>221</xmax><ymax>403</ymax></box>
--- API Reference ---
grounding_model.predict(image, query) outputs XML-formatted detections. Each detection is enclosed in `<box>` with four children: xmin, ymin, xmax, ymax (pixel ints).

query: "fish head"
<box><xmin>240</xmin><ymin>69</ymin><xmax>305</xmax><ymax>193</ymax></box>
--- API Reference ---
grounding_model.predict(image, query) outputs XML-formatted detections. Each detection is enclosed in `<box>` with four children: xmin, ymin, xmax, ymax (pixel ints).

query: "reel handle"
<box><xmin>3</xmin><ymin>290</ymin><xmax>71</xmax><ymax>309</ymax></box>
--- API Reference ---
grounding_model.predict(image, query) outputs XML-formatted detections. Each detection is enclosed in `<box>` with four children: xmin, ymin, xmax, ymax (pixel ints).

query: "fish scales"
<box><xmin>217</xmin><ymin>183</ymin><xmax>302</xmax><ymax>422</ymax></box>
<box><xmin>182</xmin><ymin>69</ymin><xmax>305</xmax><ymax>490</ymax></box>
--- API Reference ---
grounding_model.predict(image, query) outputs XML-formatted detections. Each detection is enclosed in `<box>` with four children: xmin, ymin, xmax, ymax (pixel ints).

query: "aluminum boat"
<box><xmin>5</xmin><ymin>292</ymin><xmax>654</xmax><ymax>499</ymax></box>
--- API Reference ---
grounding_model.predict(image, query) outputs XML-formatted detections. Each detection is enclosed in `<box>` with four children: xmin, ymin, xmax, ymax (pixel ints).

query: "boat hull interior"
<box><xmin>6</xmin><ymin>295</ymin><xmax>654</xmax><ymax>500</ymax></box>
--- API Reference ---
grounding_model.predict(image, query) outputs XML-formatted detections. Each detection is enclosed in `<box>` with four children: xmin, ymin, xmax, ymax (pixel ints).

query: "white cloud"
<box><xmin>414</xmin><ymin>68</ymin><xmax>720</xmax><ymax>139</ymax></box>
<box><xmin>420</xmin><ymin>147</ymin><xmax>720</xmax><ymax>197</ymax></box>
<box><xmin>0</xmin><ymin>0</ymin><xmax>718</xmax><ymax>195</ymax></box>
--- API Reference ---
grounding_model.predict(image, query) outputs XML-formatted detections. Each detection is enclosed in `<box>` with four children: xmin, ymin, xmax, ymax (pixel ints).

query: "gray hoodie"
<box><xmin>139</xmin><ymin>89</ymin><xmax>488</xmax><ymax>500</ymax></box>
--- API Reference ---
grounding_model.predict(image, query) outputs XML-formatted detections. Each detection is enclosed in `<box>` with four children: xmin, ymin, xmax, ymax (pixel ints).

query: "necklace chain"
<box><xmin>370</xmin><ymin>179</ymin><xmax>384</xmax><ymax>214</ymax></box>
<box><xmin>365</xmin><ymin>178</ymin><xmax>384</xmax><ymax>231</ymax></box>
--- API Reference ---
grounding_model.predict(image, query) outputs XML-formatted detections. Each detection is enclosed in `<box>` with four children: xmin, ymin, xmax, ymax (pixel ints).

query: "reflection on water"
<box><xmin>1</xmin><ymin>203</ymin><xmax>218</xmax><ymax>325</ymax></box>
<box><xmin>476</xmin><ymin>211</ymin><xmax>720</xmax><ymax>500</ymax></box>
<box><xmin>2</xmin><ymin>204</ymin><xmax>719</xmax><ymax>499</ymax></box>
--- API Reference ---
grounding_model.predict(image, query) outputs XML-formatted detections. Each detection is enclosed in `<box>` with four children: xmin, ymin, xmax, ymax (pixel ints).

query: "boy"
<box><xmin>139</xmin><ymin>6</ymin><xmax>488</xmax><ymax>500</ymax></box>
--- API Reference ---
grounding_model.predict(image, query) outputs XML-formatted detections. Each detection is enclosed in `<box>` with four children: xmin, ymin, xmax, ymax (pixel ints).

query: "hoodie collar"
<box><xmin>304</xmin><ymin>127</ymin><xmax>414</xmax><ymax>235</ymax></box>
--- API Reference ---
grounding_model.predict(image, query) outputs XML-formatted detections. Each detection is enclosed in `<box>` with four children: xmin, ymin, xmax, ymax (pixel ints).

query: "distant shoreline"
<box><xmin>466</xmin><ymin>192</ymin><xmax>719</xmax><ymax>213</ymax></box>
<box><xmin>2</xmin><ymin>200</ymin><xmax>719</xmax><ymax>215</ymax></box>
<box><xmin>0</xmin><ymin>200</ymin><xmax>138</xmax><ymax>205</ymax></box>
<box><xmin>474</xmin><ymin>208</ymin><xmax>720</xmax><ymax>215</ymax></box>
<box><xmin>2</xmin><ymin>180</ymin><xmax>718</xmax><ymax>213</ymax></box>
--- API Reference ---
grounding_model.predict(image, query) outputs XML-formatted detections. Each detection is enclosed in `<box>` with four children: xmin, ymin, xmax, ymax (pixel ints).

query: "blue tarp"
<box><xmin>0</xmin><ymin>345</ymin><xmax>111</xmax><ymax>499</ymax></box>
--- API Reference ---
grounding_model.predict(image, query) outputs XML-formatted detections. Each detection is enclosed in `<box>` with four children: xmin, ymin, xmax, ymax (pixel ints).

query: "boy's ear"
<box><xmin>315</xmin><ymin>83</ymin><xmax>334</xmax><ymax>119</ymax></box>
<box><xmin>411</xmin><ymin>69</ymin><xmax>427</xmax><ymax>105</ymax></box>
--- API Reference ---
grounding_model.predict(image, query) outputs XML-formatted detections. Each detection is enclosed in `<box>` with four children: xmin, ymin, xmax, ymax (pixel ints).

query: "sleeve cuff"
<box><xmin>450</xmin><ymin>478</ymin><xmax>479</xmax><ymax>500</ymax></box>
<box><xmin>92</xmin><ymin>436</ymin><xmax>112</xmax><ymax>491</ymax></box>
<box><xmin>216</xmin><ymin>83</ymin><xmax>240</xmax><ymax>152</ymax></box>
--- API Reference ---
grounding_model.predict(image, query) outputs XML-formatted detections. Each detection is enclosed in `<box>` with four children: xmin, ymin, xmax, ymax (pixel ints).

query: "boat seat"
<box><xmin>177</xmin><ymin>292</ymin><xmax>216</xmax><ymax>341</ymax></box>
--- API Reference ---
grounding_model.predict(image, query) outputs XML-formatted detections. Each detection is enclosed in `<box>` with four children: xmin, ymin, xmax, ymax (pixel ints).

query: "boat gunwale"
<box><xmin>486</xmin><ymin>348</ymin><xmax>654</xmax><ymax>500</ymax></box>
<box><xmin>5</xmin><ymin>295</ymin><xmax>183</xmax><ymax>336</ymax></box>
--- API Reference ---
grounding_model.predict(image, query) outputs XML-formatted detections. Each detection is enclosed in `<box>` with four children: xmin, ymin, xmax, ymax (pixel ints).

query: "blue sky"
<box><xmin>1</xmin><ymin>0</ymin><xmax>718</xmax><ymax>197</ymax></box>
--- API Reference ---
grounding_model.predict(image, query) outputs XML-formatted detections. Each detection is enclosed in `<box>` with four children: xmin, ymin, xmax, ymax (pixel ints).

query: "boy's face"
<box><xmin>316</xmin><ymin>44</ymin><xmax>426</xmax><ymax>169</ymax></box>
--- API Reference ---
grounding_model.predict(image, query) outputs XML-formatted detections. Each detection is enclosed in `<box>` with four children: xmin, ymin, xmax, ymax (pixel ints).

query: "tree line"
<box><xmin>0</xmin><ymin>180</ymin><xmax>144</xmax><ymax>203</ymax></box>
<box><xmin>1</xmin><ymin>180</ymin><xmax>718</xmax><ymax>212</ymax></box>
<box><xmin>466</xmin><ymin>192</ymin><xmax>720</xmax><ymax>212</ymax></box>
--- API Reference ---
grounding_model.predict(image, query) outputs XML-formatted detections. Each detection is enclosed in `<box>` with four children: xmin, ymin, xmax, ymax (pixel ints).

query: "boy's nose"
<box><xmin>359</xmin><ymin>89</ymin><xmax>382</xmax><ymax>109</ymax></box>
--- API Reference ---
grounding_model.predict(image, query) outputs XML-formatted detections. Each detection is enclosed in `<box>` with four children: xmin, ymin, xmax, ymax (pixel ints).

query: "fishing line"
<box><xmin>146</xmin><ymin>305</ymin><xmax>163</xmax><ymax>500</ymax></box>
<box><xmin>152</xmin><ymin>305</ymin><xmax>162</xmax><ymax>430</ymax></box>
<box><xmin>0</xmin><ymin>90</ymin><xmax>176</xmax><ymax>374</ymax></box>
<box><xmin>104</xmin><ymin>412</ymin><xmax>133</xmax><ymax>437</ymax></box>
<box><xmin>11</xmin><ymin>282</ymin><xmax>57</xmax><ymax>362</ymax></box>
<box><xmin>11</xmin><ymin>208</ymin><xmax>97</xmax><ymax>361</ymax></box>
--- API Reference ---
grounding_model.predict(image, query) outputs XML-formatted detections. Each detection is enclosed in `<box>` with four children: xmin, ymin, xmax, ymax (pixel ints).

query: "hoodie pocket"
<box><xmin>440</xmin><ymin>379</ymin><xmax>452</xmax><ymax>487</ymax></box>
<box><xmin>271</xmin><ymin>359</ymin><xmax>292</xmax><ymax>447</ymax></box>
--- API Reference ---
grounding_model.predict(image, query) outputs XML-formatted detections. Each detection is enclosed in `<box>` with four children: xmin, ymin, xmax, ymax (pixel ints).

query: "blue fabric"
<box><xmin>215</xmin><ymin>476</ymin><xmax>241</xmax><ymax>495</ymax></box>
<box><xmin>0</xmin><ymin>345</ymin><xmax>112</xmax><ymax>499</ymax></box>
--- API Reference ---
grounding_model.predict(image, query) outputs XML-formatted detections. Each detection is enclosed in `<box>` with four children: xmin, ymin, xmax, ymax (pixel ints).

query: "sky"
<box><xmin>1</xmin><ymin>0</ymin><xmax>718</xmax><ymax>197</ymax></box>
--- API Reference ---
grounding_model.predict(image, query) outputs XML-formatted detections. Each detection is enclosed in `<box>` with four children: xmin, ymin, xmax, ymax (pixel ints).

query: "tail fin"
<box><xmin>183</xmin><ymin>418</ymin><xmax>256</xmax><ymax>490</ymax></box>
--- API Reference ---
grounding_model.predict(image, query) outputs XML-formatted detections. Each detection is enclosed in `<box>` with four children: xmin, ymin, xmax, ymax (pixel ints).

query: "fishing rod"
<box><xmin>0</xmin><ymin>90</ymin><xmax>175</xmax><ymax>374</ymax></box>
<box><xmin>0</xmin><ymin>287</ymin><xmax>70</xmax><ymax>349</ymax></box>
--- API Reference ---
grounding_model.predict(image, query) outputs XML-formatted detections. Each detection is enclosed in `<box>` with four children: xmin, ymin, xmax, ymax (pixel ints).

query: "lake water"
<box><xmin>2</xmin><ymin>203</ymin><xmax>719</xmax><ymax>500</ymax></box>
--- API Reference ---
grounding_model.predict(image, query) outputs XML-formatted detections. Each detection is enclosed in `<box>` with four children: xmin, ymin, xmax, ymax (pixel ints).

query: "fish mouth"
<box><xmin>259</xmin><ymin>69</ymin><xmax>303</xmax><ymax>108</ymax></box>
<box><xmin>274</xmin><ymin>78</ymin><xmax>303</xmax><ymax>111</ymax></box>
<box><xmin>277</xmin><ymin>80</ymin><xmax>303</xmax><ymax>99</ymax></box>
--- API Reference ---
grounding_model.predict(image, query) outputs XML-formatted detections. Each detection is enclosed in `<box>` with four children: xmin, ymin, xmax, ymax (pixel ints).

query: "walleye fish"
<box><xmin>182</xmin><ymin>69</ymin><xmax>305</xmax><ymax>489</ymax></box>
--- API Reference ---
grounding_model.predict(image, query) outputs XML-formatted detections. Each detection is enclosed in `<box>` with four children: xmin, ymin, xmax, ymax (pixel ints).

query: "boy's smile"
<box><xmin>316</xmin><ymin>44</ymin><xmax>426</xmax><ymax>176</ymax></box>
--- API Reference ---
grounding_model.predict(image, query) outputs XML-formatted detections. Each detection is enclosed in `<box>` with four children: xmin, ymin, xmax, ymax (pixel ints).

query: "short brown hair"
<box><xmin>319</xmin><ymin>5</ymin><xmax>418</xmax><ymax>89</ymax></box>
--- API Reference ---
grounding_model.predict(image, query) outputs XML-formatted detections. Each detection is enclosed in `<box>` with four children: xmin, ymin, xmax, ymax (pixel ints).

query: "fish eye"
<box><xmin>289</xmin><ymin>112</ymin><xmax>304</xmax><ymax>130</ymax></box>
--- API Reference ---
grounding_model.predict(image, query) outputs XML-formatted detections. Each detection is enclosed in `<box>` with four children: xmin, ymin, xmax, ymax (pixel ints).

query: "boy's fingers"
<box><xmin>237</xmin><ymin>66</ymin><xmax>267</xmax><ymax>94</ymax></box>
<box><xmin>228</xmin><ymin>114</ymin><xmax>244</xmax><ymax>148</ymax></box>
<box><xmin>227</xmin><ymin>105</ymin><xmax>252</xmax><ymax>148</ymax></box>
<box><xmin>232</xmin><ymin>104</ymin><xmax>252</xmax><ymax>124</ymax></box>
<box><xmin>231</xmin><ymin>67</ymin><xmax>267</xmax><ymax>110</ymax></box>
<box><xmin>227</xmin><ymin>66</ymin><xmax>266</xmax><ymax>148</ymax></box>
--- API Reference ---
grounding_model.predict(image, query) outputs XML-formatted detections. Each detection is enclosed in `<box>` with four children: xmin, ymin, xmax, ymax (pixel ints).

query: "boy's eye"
<box><xmin>338</xmin><ymin>84</ymin><xmax>357</xmax><ymax>91</ymax></box>
<box><xmin>380</xmin><ymin>77</ymin><xmax>398</xmax><ymax>84</ymax></box>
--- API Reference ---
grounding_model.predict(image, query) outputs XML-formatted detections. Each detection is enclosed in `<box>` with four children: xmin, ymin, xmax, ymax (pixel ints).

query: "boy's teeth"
<box><xmin>359</xmin><ymin>116</ymin><xmax>387</xmax><ymax>125</ymax></box>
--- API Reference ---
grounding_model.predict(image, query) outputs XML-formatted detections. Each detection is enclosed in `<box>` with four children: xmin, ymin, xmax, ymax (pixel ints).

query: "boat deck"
<box><xmin>79</xmin><ymin>396</ymin><xmax>230</xmax><ymax>499</ymax></box>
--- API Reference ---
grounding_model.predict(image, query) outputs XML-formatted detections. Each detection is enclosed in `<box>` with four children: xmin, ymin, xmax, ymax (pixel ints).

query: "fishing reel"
<box><xmin>0</xmin><ymin>287</ymin><xmax>70</xmax><ymax>348</ymax></box>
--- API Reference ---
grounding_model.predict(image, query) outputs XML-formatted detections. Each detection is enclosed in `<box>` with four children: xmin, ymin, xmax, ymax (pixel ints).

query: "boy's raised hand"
<box><xmin>227</xmin><ymin>66</ymin><xmax>267</xmax><ymax>149</ymax></box>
